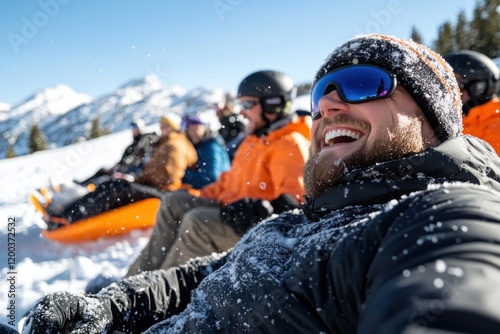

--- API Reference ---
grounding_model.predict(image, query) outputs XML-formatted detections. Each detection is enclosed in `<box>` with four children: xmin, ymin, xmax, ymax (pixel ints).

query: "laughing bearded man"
<box><xmin>23</xmin><ymin>34</ymin><xmax>500</xmax><ymax>334</ymax></box>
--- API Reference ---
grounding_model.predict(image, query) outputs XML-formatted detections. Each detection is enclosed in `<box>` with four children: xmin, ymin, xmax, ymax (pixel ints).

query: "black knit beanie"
<box><xmin>313</xmin><ymin>34</ymin><xmax>463</xmax><ymax>141</ymax></box>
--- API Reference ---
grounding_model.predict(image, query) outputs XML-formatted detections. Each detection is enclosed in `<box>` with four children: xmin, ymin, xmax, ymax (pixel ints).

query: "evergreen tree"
<box><xmin>432</xmin><ymin>0</ymin><xmax>500</xmax><ymax>58</ymax></box>
<box><xmin>296</xmin><ymin>82</ymin><xmax>312</xmax><ymax>96</ymax></box>
<box><xmin>455</xmin><ymin>10</ymin><xmax>470</xmax><ymax>50</ymax></box>
<box><xmin>89</xmin><ymin>118</ymin><xmax>101</xmax><ymax>139</ymax></box>
<box><xmin>28</xmin><ymin>123</ymin><xmax>48</xmax><ymax>154</ymax></box>
<box><xmin>410</xmin><ymin>26</ymin><xmax>424</xmax><ymax>44</ymax></box>
<box><xmin>469</xmin><ymin>0</ymin><xmax>500</xmax><ymax>57</ymax></box>
<box><xmin>6</xmin><ymin>145</ymin><xmax>16</xmax><ymax>159</ymax></box>
<box><xmin>434</xmin><ymin>22</ymin><xmax>454</xmax><ymax>56</ymax></box>
<box><xmin>88</xmin><ymin>117</ymin><xmax>111</xmax><ymax>139</ymax></box>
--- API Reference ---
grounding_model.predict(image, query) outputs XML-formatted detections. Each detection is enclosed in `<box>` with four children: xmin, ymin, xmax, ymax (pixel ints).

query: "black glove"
<box><xmin>270</xmin><ymin>194</ymin><xmax>300</xmax><ymax>214</ymax></box>
<box><xmin>22</xmin><ymin>291</ymin><xmax>113</xmax><ymax>334</ymax></box>
<box><xmin>0</xmin><ymin>323</ymin><xmax>18</xmax><ymax>334</ymax></box>
<box><xmin>220</xmin><ymin>198</ymin><xmax>274</xmax><ymax>236</ymax></box>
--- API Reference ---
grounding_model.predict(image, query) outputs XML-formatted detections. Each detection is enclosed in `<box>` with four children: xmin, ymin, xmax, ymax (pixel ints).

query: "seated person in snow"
<box><xmin>214</xmin><ymin>92</ymin><xmax>247</xmax><ymax>160</ymax></box>
<box><xmin>180</xmin><ymin>114</ymin><xmax>231</xmax><ymax>190</ymax></box>
<box><xmin>44</xmin><ymin>113</ymin><xmax>199</xmax><ymax>228</ymax></box>
<box><xmin>23</xmin><ymin>34</ymin><xmax>500</xmax><ymax>333</ymax></box>
<box><xmin>444</xmin><ymin>50</ymin><xmax>500</xmax><ymax>154</ymax></box>
<box><xmin>80</xmin><ymin>114</ymin><xmax>232</xmax><ymax>293</ymax></box>
<box><xmin>124</xmin><ymin>70</ymin><xmax>311</xmax><ymax>276</ymax></box>
<box><xmin>77</xmin><ymin>118</ymin><xmax>159</xmax><ymax>186</ymax></box>
<box><xmin>45</xmin><ymin>113</ymin><xmax>232</xmax><ymax>228</ymax></box>
<box><xmin>33</xmin><ymin>118</ymin><xmax>159</xmax><ymax>215</ymax></box>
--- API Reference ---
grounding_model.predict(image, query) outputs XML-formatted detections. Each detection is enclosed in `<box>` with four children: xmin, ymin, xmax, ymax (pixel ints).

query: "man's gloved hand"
<box><xmin>112</xmin><ymin>171</ymin><xmax>135</xmax><ymax>182</ymax></box>
<box><xmin>269</xmin><ymin>194</ymin><xmax>300</xmax><ymax>214</ymax></box>
<box><xmin>22</xmin><ymin>291</ymin><xmax>113</xmax><ymax>334</ymax></box>
<box><xmin>220</xmin><ymin>198</ymin><xmax>274</xmax><ymax>236</ymax></box>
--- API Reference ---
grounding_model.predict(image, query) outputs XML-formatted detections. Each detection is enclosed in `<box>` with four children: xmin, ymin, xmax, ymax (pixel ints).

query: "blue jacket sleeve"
<box><xmin>182</xmin><ymin>139</ymin><xmax>230</xmax><ymax>189</ymax></box>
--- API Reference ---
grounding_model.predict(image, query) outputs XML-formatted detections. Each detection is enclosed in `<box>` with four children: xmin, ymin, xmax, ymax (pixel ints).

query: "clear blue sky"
<box><xmin>0</xmin><ymin>0</ymin><xmax>476</xmax><ymax>106</ymax></box>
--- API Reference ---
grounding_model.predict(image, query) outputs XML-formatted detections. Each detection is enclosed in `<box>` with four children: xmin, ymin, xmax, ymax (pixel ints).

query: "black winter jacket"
<box><xmin>115</xmin><ymin>132</ymin><xmax>159</xmax><ymax>176</ymax></box>
<box><xmin>102</xmin><ymin>135</ymin><xmax>500</xmax><ymax>333</ymax></box>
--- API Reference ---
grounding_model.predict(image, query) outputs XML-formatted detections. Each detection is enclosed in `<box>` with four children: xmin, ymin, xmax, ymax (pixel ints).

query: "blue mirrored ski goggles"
<box><xmin>311</xmin><ymin>65</ymin><xmax>397</xmax><ymax>119</ymax></box>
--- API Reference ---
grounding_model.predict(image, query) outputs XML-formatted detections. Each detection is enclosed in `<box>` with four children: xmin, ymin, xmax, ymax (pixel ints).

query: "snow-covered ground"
<box><xmin>0</xmin><ymin>95</ymin><xmax>310</xmax><ymax>331</ymax></box>
<box><xmin>0</xmin><ymin>128</ymin><xmax>154</xmax><ymax>330</ymax></box>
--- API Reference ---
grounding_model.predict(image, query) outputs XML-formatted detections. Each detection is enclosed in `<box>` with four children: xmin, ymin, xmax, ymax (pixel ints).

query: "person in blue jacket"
<box><xmin>181</xmin><ymin>114</ymin><xmax>231</xmax><ymax>189</ymax></box>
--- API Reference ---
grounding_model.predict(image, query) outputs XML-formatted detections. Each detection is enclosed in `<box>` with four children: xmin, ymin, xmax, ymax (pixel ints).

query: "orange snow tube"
<box><xmin>41</xmin><ymin>198</ymin><xmax>161</xmax><ymax>243</ymax></box>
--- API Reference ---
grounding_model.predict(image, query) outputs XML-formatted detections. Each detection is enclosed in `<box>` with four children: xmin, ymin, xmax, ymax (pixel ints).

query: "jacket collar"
<box><xmin>249</xmin><ymin>114</ymin><xmax>311</xmax><ymax>142</ymax></box>
<box><xmin>303</xmin><ymin>136</ymin><xmax>500</xmax><ymax>221</ymax></box>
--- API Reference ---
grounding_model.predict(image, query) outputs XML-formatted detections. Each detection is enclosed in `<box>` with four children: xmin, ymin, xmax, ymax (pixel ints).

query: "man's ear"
<box><xmin>422</xmin><ymin>121</ymin><xmax>441</xmax><ymax>148</ymax></box>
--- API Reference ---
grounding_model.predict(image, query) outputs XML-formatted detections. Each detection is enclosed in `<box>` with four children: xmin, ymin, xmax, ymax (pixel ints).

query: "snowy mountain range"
<box><xmin>2</xmin><ymin>57</ymin><xmax>499</xmax><ymax>159</ymax></box>
<box><xmin>0</xmin><ymin>74</ymin><xmax>226</xmax><ymax>158</ymax></box>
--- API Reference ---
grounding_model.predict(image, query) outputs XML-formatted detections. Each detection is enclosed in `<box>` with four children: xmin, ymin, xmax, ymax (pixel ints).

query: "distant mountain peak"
<box><xmin>0</xmin><ymin>101</ymin><xmax>10</xmax><ymax>113</ymax></box>
<box><xmin>31</xmin><ymin>83</ymin><xmax>86</xmax><ymax>102</ymax></box>
<box><xmin>143</xmin><ymin>73</ymin><xmax>163</xmax><ymax>87</ymax></box>
<box><xmin>119</xmin><ymin>74</ymin><xmax>163</xmax><ymax>91</ymax></box>
<box><xmin>15</xmin><ymin>84</ymin><xmax>93</xmax><ymax>116</ymax></box>
<box><xmin>116</xmin><ymin>74</ymin><xmax>165</xmax><ymax>107</ymax></box>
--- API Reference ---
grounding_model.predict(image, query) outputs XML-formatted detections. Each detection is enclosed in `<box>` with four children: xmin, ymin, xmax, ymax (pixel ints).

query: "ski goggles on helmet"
<box><xmin>311</xmin><ymin>64</ymin><xmax>397</xmax><ymax>119</ymax></box>
<box><xmin>457</xmin><ymin>78</ymin><xmax>489</xmax><ymax>97</ymax></box>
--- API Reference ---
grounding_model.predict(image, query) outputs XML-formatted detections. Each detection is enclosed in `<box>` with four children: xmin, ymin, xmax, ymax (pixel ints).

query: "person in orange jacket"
<box><xmin>445</xmin><ymin>50</ymin><xmax>500</xmax><ymax>154</ymax></box>
<box><xmin>126</xmin><ymin>70</ymin><xmax>311</xmax><ymax>276</ymax></box>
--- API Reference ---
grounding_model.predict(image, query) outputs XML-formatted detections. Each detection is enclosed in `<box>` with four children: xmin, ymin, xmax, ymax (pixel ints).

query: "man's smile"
<box><xmin>324</xmin><ymin>127</ymin><xmax>363</xmax><ymax>146</ymax></box>
<box><xmin>319</xmin><ymin>124</ymin><xmax>367</xmax><ymax>156</ymax></box>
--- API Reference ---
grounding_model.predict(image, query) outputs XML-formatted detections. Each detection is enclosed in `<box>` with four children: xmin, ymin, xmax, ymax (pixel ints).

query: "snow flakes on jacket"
<box><xmin>104</xmin><ymin>135</ymin><xmax>500</xmax><ymax>333</ymax></box>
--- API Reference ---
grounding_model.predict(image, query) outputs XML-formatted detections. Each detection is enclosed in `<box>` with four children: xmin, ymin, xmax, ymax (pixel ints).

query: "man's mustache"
<box><xmin>314</xmin><ymin>114</ymin><xmax>371</xmax><ymax>147</ymax></box>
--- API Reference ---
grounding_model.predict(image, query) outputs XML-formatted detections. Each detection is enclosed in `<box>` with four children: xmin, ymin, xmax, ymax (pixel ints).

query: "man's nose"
<box><xmin>317</xmin><ymin>89</ymin><xmax>349</xmax><ymax>117</ymax></box>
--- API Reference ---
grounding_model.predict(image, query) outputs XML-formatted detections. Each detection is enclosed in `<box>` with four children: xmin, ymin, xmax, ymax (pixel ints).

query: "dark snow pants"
<box><xmin>60</xmin><ymin>179</ymin><xmax>163</xmax><ymax>223</ymax></box>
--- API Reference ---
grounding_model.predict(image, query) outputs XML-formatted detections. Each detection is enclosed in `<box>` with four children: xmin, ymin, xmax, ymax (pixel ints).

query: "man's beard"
<box><xmin>304</xmin><ymin>115</ymin><xmax>427</xmax><ymax>198</ymax></box>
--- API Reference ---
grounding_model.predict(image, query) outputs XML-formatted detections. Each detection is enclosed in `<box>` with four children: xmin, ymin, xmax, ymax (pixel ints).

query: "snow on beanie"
<box><xmin>313</xmin><ymin>34</ymin><xmax>463</xmax><ymax>140</ymax></box>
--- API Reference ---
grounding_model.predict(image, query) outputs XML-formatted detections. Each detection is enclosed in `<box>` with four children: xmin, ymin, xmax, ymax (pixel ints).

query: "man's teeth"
<box><xmin>324</xmin><ymin>129</ymin><xmax>361</xmax><ymax>145</ymax></box>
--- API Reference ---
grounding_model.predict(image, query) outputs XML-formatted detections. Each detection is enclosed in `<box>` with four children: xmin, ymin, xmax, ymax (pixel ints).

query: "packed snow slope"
<box><xmin>0</xmin><ymin>129</ymin><xmax>154</xmax><ymax>329</ymax></box>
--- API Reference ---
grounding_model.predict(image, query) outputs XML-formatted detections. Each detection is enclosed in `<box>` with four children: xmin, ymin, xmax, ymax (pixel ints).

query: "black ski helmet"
<box><xmin>444</xmin><ymin>50</ymin><xmax>499</xmax><ymax>114</ymax></box>
<box><xmin>237</xmin><ymin>70</ymin><xmax>296</xmax><ymax>115</ymax></box>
